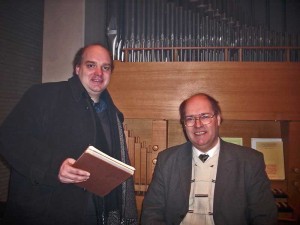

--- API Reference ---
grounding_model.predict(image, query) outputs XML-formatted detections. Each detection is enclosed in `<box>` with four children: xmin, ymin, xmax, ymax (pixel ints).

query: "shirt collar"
<box><xmin>92</xmin><ymin>98</ymin><xmax>107</xmax><ymax>113</ymax></box>
<box><xmin>192</xmin><ymin>138</ymin><xmax>220</xmax><ymax>158</ymax></box>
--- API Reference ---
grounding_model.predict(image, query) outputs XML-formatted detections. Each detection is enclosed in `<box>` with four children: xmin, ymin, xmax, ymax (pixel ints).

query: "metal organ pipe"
<box><xmin>111</xmin><ymin>0</ymin><xmax>299</xmax><ymax>62</ymax></box>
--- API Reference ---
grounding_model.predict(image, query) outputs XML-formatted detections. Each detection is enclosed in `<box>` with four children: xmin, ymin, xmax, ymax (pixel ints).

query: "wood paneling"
<box><xmin>108</xmin><ymin>61</ymin><xmax>300</xmax><ymax>121</ymax></box>
<box><xmin>283</xmin><ymin>122</ymin><xmax>300</xmax><ymax>216</ymax></box>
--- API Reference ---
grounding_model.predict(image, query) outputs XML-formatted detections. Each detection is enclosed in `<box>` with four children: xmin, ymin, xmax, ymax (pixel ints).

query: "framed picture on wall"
<box><xmin>251</xmin><ymin>138</ymin><xmax>285</xmax><ymax>180</ymax></box>
<box><xmin>222</xmin><ymin>137</ymin><xmax>243</xmax><ymax>146</ymax></box>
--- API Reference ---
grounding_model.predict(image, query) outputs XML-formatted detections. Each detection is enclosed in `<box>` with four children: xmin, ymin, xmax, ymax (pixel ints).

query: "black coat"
<box><xmin>0</xmin><ymin>76</ymin><xmax>126</xmax><ymax>225</ymax></box>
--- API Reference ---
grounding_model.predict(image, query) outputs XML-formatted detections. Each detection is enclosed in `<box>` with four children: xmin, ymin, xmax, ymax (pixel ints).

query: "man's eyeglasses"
<box><xmin>183</xmin><ymin>113</ymin><xmax>215</xmax><ymax>127</ymax></box>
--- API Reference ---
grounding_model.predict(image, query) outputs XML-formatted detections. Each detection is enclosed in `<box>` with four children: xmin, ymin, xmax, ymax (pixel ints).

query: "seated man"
<box><xmin>141</xmin><ymin>92</ymin><xmax>277</xmax><ymax>225</ymax></box>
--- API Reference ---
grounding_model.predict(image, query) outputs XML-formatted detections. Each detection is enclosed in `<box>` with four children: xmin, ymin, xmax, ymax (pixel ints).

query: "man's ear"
<box><xmin>217</xmin><ymin>114</ymin><xmax>222</xmax><ymax>126</ymax></box>
<box><xmin>75</xmin><ymin>66</ymin><xmax>80</xmax><ymax>75</ymax></box>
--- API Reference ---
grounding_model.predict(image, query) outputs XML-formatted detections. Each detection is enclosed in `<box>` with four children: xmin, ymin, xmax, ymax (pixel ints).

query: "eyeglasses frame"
<box><xmin>183</xmin><ymin>113</ymin><xmax>216</xmax><ymax>127</ymax></box>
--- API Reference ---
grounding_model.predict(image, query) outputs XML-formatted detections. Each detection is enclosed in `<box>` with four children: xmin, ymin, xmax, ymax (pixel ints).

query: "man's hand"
<box><xmin>58</xmin><ymin>158</ymin><xmax>90</xmax><ymax>183</ymax></box>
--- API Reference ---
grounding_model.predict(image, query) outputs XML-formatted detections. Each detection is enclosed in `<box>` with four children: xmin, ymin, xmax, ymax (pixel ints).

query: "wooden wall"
<box><xmin>108</xmin><ymin>61</ymin><xmax>300</xmax><ymax>121</ymax></box>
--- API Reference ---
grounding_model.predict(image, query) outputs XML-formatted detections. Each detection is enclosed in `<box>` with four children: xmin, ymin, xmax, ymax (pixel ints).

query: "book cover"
<box><xmin>73</xmin><ymin>146</ymin><xmax>135</xmax><ymax>197</ymax></box>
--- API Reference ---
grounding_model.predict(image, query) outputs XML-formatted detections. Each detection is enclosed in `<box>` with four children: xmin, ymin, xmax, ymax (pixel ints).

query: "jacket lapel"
<box><xmin>179</xmin><ymin>142</ymin><xmax>193</xmax><ymax>208</ymax></box>
<box><xmin>213</xmin><ymin>140</ymin><xmax>234</xmax><ymax>212</ymax></box>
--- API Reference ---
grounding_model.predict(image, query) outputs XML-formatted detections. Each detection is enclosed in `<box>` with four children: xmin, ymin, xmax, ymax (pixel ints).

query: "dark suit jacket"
<box><xmin>141</xmin><ymin>140</ymin><xmax>278</xmax><ymax>225</ymax></box>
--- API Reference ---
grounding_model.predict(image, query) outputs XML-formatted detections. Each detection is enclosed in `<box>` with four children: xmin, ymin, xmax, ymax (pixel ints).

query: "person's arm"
<box><xmin>246</xmin><ymin>152</ymin><xmax>278</xmax><ymax>225</ymax></box>
<box><xmin>0</xmin><ymin>85</ymin><xmax>88</xmax><ymax>186</ymax></box>
<box><xmin>141</xmin><ymin>154</ymin><xmax>167</xmax><ymax>225</ymax></box>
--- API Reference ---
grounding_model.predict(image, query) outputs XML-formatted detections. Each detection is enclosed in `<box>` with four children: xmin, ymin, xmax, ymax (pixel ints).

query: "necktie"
<box><xmin>199</xmin><ymin>154</ymin><xmax>209</xmax><ymax>163</ymax></box>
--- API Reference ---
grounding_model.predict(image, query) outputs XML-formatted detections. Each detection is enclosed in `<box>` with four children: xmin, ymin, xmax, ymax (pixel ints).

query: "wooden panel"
<box><xmin>135</xmin><ymin>195</ymin><xmax>144</xmax><ymax>222</ymax></box>
<box><xmin>124</xmin><ymin>119</ymin><xmax>153</xmax><ymax>146</ymax></box>
<box><xmin>134</xmin><ymin>141</ymin><xmax>141</xmax><ymax>185</ymax></box>
<box><xmin>220</xmin><ymin>120</ymin><xmax>282</xmax><ymax>147</ymax></box>
<box><xmin>108</xmin><ymin>61</ymin><xmax>300</xmax><ymax>121</ymax></box>
<box><xmin>283</xmin><ymin>122</ymin><xmax>300</xmax><ymax>216</ymax></box>
<box><xmin>168</xmin><ymin>120</ymin><xmax>186</xmax><ymax>147</ymax></box>
<box><xmin>150</xmin><ymin>120</ymin><xmax>167</xmax><ymax>175</ymax></box>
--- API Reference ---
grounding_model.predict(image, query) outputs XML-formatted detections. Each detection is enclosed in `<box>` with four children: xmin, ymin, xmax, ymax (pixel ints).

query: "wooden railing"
<box><xmin>122</xmin><ymin>46</ymin><xmax>300</xmax><ymax>62</ymax></box>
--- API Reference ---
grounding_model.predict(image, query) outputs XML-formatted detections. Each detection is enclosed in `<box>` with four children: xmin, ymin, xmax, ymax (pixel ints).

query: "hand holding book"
<box><xmin>72</xmin><ymin>146</ymin><xmax>135</xmax><ymax>197</ymax></box>
<box><xmin>58</xmin><ymin>158</ymin><xmax>90</xmax><ymax>183</ymax></box>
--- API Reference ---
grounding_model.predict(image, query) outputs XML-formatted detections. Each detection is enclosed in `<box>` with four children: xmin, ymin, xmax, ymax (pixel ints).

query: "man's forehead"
<box><xmin>186</xmin><ymin>96</ymin><xmax>212</xmax><ymax>110</ymax></box>
<box><xmin>188</xmin><ymin>95</ymin><xmax>210</xmax><ymax>105</ymax></box>
<box><xmin>83</xmin><ymin>46</ymin><xmax>109</xmax><ymax>56</ymax></box>
<box><xmin>82</xmin><ymin>49</ymin><xmax>111</xmax><ymax>64</ymax></box>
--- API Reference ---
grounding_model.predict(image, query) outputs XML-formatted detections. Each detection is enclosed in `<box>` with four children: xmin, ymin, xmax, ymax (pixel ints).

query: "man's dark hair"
<box><xmin>179</xmin><ymin>92</ymin><xmax>222</xmax><ymax>123</ymax></box>
<box><xmin>72</xmin><ymin>43</ymin><xmax>114</xmax><ymax>76</ymax></box>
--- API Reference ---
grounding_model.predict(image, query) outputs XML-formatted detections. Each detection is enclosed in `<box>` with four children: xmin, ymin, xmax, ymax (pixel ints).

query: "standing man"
<box><xmin>0</xmin><ymin>44</ymin><xmax>137</xmax><ymax>225</ymax></box>
<box><xmin>141</xmin><ymin>93</ymin><xmax>277</xmax><ymax>225</ymax></box>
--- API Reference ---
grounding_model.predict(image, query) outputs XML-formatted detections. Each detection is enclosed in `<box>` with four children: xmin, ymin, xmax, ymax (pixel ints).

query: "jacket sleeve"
<box><xmin>141</xmin><ymin>153</ymin><xmax>168</xmax><ymax>225</ymax></box>
<box><xmin>246</xmin><ymin>152</ymin><xmax>278</xmax><ymax>225</ymax></box>
<box><xmin>0</xmin><ymin>85</ymin><xmax>61</xmax><ymax>187</ymax></box>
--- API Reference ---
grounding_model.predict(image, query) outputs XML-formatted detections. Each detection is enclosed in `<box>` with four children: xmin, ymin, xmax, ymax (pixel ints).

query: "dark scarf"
<box><xmin>92</xmin><ymin>90</ymin><xmax>138</xmax><ymax>225</ymax></box>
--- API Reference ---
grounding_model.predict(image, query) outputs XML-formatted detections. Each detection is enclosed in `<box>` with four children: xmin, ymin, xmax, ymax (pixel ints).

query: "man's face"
<box><xmin>75</xmin><ymin>45</ymin><xmax>112</xmax><ymax>102</ymax></box>
<box><xmin>183</xmin><ymin>95</ymin><xmax>221</xmax><ymax>152</ymax></box>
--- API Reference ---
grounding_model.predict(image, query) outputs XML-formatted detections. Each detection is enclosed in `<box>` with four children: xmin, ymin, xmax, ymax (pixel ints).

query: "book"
<box><xmin>72</xmin><ymin>146</ymin><xmax>135</xmax><ymax>197</ymax></box>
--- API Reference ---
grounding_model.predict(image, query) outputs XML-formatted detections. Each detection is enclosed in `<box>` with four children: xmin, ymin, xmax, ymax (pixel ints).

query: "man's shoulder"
<box><xmin>158</xmin><ymin>142</ymin><xmax>191</xmax><ymax>158</ymax></box>
<box><xmin>221</xmin><ymin>140</ymin><xmax>263</xmax><ymax>159</ymax></box>
<box><xmin>24</xmin><ymin>80</ymin><xmax>69</xmax><ymax>99</ymax></box>
<box><xmin>154</xmin><ymin>142</ymin><xmax>191</xmax><ymax>169</ymax></box>
<box><xmin>31</xmin><ymin>80</ymin><xmax>68</xmax><ymax>92</ymax></box>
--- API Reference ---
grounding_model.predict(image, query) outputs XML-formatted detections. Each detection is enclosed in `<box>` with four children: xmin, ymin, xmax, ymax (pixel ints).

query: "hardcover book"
<box><xmin>73</xmin><ymin>146</ymin><xmax>135</xmax><ymax>197</ymax></box>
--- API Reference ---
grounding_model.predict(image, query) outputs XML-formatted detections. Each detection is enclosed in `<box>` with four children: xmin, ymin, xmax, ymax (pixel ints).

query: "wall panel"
<box><xmin>108</xmin><ymin>61</ymin><xmax>300</xmax><ymax>121</ymax></box>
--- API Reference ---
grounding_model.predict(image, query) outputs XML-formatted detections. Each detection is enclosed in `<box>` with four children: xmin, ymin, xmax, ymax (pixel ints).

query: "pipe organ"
<box><xmin>107</xmin><ymin>0</ymin><xmax>300</xmax><ymax>62</ymax></box>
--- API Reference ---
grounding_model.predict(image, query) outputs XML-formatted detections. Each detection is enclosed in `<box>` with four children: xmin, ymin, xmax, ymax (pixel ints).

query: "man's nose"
<box><xmin>95</xmin><ymin>66</ymin><xmax>103</xmax><ymax>75</ymax></box>
<box><xmin>194</xmin><ymin>118</ymin><xmax>203</xmax><ymax>127</ymax></box>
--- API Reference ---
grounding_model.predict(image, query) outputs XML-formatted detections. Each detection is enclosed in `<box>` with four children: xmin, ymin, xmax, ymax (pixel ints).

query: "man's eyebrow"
<box><xmin>102</xmin><ymin>62</ymin><xmax>112</xmax><ymax>66</ymax></box>
<box><xmin>84</xmin><ymin>61</ymin><xmax>111</xmax><ymax>66</ymax></box>
<box><xmin>84</xmin><ymin>60</ymin><xmax>96</xmax><ymax>64</ymax></box>
<box><xmin>185</xmin><ymin>113</ymin><xmax>211</xmax><ymax>117</ymax></box>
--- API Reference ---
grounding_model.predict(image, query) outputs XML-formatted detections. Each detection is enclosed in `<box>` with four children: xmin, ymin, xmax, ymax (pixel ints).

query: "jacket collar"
<box><xmin>179</xmin><ymin>142</ymin><xmax>193</xmax><ymax>207</ymax></box>
<box><xmin>67</xmin><ymin>75</ymin><xmax>124</xmax><ymax>122</ymax></box>
<box><xmin>68</xmin><ymin>75</ymin><xmax>89</xmax><ymax>102</ymax></box>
